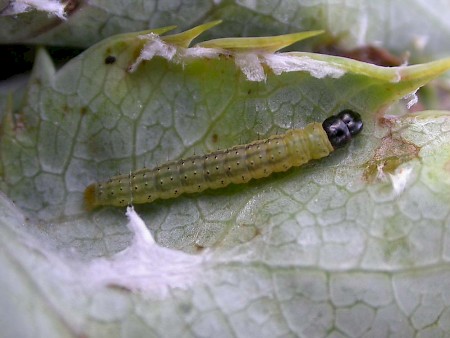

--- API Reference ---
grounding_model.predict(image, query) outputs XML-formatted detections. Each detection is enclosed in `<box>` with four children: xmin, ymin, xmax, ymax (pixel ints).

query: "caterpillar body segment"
<box><xmin>84</xmin><ymin>110</ymin><xmax>363</xmax><ymax>209</ymax></box>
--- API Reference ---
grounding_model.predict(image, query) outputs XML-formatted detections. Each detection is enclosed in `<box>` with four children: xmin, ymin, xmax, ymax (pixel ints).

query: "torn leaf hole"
<box><xmin>363</xmin><ymin>135</ymin><xmax>420</xmax><ymax>183</ymax></box>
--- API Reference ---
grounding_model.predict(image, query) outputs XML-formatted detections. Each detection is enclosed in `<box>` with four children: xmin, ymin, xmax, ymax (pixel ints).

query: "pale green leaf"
<box><xmin>1</xmin><ymin>23</ymin><xmax>450</xmax><ymax>338</ymax></box>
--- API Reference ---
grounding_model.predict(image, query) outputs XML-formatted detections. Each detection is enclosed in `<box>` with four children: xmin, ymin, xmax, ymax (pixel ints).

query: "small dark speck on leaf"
<box><xmin>104</xmin><ymin>55</ymin><xmax>116</xmax><ymax>64</ymax></box>
<box><xmin>194</xmin><ymin>243</ymin><xmax>206</xmax><ymax>252</ymax></box>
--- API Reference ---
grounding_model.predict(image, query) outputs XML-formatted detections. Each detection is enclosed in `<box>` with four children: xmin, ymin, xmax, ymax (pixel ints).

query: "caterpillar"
<box><xmin>84</xmin><ymin>110</ymin><xmax>363</xmax><ymax>210</ymax></box>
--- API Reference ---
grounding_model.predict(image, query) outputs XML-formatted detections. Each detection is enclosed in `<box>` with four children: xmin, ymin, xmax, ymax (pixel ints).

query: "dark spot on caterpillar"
<box><xmin>104</xmin><ymin>55</ymin><xmax>116</xmax><ymax>64</ymax></box>
<box><xmin>212</xmin><ymin>133</ymin><xmax>219</xmax><ymax>143</ymax></box>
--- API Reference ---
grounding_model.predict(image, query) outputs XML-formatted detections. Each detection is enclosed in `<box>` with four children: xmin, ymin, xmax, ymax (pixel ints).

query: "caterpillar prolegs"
<box><xmin>84</xmin><ymin>110</ymin><xmax>363</xmax><ymax>209</ymax></box>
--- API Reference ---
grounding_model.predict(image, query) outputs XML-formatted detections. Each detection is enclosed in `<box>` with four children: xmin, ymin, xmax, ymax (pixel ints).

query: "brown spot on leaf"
<box><xmin>62</xmin><ymin>104</ymin><xmax>69</xmax><ymax>115</ymax></box>
<box><xmin>194</xmin><ymin>243</ymin><xmax>206</xmax><ymax>252</ymax></box>
<box><xmin>364</xmin><ymin>135</ymin><xmax>420</xmax><ymax>183</ymax></box>
<box><xmin>377</xmin><ymin>115</ymin><xmax>397</xmax><ymax>128</ymax></box>
<box><xmin>253</xmin><ymin>227</ymin><xmax>262</xmax><ymax>237</ymax></box>
<box><xmin>444</xmin><ymin>159</ymin><xmax>450</xmax><ymax>173</ymax></box>
<box><xmin>80</xmin><ymin>106</ymin><xmax>88</xmax><ymax>116</ymax></box>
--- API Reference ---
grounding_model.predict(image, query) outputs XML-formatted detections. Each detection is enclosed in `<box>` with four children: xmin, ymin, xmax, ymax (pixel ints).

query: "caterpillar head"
<box><xmin>322</xmin><ymin>110</ymin><xmax>363</xmax><ymax>148</ymax></box>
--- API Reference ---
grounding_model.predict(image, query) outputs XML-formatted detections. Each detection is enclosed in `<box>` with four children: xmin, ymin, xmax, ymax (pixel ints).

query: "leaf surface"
<box><xmin>1</xmin><ymin>24</ymin><xmax>450</xmax><ymax>337</ymax></box>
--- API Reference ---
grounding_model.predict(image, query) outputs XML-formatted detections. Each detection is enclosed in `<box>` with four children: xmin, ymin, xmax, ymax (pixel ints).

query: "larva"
<box><xmin>84</xmin><ymin>110</ymin><xmax>363</xmax><ymax>209</ymax></box>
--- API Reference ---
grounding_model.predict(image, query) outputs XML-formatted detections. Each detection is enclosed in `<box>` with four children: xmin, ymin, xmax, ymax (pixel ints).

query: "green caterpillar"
<box><xmin>84</xmin><ymin>110</ymin><xmax>363</xmax><ymax>209</ymax></box>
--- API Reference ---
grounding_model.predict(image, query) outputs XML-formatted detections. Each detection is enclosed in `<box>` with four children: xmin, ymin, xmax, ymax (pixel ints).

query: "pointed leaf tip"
<box><xmin>196</xmin><ymin>30</ymin><xmax>324</xmax><ymax>53</ymax></box>
<box><xmin>162</xmin><ymin>20</ymin><xmax>223</xmax><ymax>48</ymax></box>
<box><xmin>143</xmin><ymin>25</ymin><xmax>178</xmax><ymax>36</ymax></box>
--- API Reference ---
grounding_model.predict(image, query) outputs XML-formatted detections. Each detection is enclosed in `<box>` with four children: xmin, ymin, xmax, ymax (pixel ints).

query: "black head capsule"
<box><xmin>337</xmin><ymin>109</ymin><xmax>363</xmax><ymax>136</ymax></box>
<box><xmin>322</xmin><ymin>110</ymin><xmax>363</xmax><ymax>148</ymax></box>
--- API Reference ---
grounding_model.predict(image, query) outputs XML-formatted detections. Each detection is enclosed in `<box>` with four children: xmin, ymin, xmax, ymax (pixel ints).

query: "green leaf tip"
<box><xmin>162</xmin><ymin>20</ymin><xmax>222</xmax><ymax>48</ymax></box>
<box><xmin>30</xmin><ymin>48</ymin><xmax>56</xmax><ymax>85</ymax></box>
<box><xmin>196</xmin><ymin>30</ymin><xmax>324</xmax><ymax>53</ymax></box>
<box><xmin>398</xmin><ymin>57</ymin><xmax>450</xmax><ymax>81</ymax></box>
<box><xmin>141</xmin><ymin>25</ymin><xmax>178</xmax><ymax>36</ymax></box>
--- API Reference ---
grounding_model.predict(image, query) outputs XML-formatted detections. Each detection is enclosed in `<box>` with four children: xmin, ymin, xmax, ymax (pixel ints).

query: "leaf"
<box><xmin>3</xmin><ymin>0</ymin><xmax>450</xmax><ymax>62</ymax></box>
<box><xmin>196</xmin><ymin>30</ymin><xmax>324</xmax><ymax>52</ymax></box>
<box><xmin>2</xmin><ymin>24</ymin><xmax>450</xmax><ymax>336</ymax></box>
